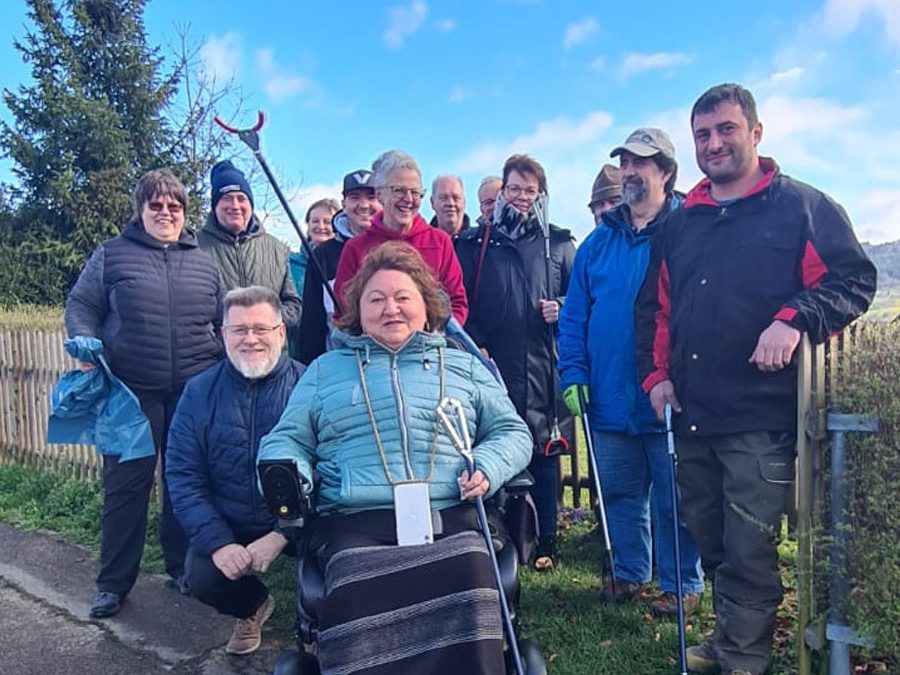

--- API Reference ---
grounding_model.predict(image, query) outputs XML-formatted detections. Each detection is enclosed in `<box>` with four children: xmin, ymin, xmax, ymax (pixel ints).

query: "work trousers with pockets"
<box><xmin>96</xmin><ymin>387</ymin><xmax>188</xmax><ymax>596</ymax></box>
<box><xmin>676</xmin><ymin>430</ymin><xmax>795</xmax><ymax>675</ymax></box>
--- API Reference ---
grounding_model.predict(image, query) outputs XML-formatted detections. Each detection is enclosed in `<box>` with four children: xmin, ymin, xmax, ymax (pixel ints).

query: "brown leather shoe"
<box><xmin>226</xmin><ymin>595</ymin><xmax>275</xmax><ymax>655</ymax></box>
<box><xmin>650</xmin><ymin>591</ymin><xmax>702</xmax><ymax>617</ymax></box>
<box><xmin>599</xmin><ymin>580</ymin><xmax>648</xmax><ymax>603</ymax></box>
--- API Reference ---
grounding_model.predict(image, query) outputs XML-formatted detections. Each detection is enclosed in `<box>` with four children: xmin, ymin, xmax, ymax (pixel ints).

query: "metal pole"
<box><xmin>826</xmin><ymin>411</ymin><xmax>877</xmax><ymax>675</ymax></box>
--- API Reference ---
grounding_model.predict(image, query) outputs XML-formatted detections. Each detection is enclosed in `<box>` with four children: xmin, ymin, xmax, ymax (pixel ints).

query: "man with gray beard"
<box><xmin>166</xmin><ymin>286</ymin><xmax>305</xmax><ymax>656</ymax></box>
<box><xmin>558</xmin><ymin>127</ymin><xmax>704</xmax><ymax>616</ymax></box>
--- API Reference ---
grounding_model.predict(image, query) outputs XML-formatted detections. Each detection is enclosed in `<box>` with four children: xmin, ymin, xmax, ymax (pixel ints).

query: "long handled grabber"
<box><xmin>215</xmin><ymin>112</ymin><xmax>339</xmax><ymax>310</ymax></box>
<box><xmin>533</xmin><ymin>194</ymin><xmax>569</xmax><ymax>458</ymax></box>
<box><xmin>437</xmin><ymin>396</ymin><xmax>525</xmax><ymax>675</ymax></box>
<box><xmin>578</xmin><ymin>388</ymin><xmax>618</xmax><ymax>594</ymax></box>
<box><xmin>664</xmin><ymin>403</ymin><xmax>689</xmax><ymax>675</ymax></box>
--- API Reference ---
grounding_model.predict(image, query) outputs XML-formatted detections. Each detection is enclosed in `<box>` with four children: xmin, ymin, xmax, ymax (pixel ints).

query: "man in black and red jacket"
<box><xmin>635</xmin><ymin>83</ymin><xmax>876</xmax><ymax>675</ymax></box>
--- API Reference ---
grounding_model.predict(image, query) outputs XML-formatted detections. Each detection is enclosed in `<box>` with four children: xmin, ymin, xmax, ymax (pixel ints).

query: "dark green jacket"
<box><xmin>197</xmin><ymin>213</ymin><xmax>302</xmax><ymax>327</ymax></box>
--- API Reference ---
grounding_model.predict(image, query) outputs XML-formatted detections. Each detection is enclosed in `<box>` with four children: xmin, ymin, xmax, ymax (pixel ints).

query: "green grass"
<box><xmin>0</xmin><ymin>462</ymin><xmax>803</xmax><ymax>673</ymax></box>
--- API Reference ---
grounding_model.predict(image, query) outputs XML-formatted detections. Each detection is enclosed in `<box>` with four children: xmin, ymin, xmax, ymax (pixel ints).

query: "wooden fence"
<box><xmin>0</xmin><ymin>327</ymin><xmax>100</xmax><ymax>480</ymax></box>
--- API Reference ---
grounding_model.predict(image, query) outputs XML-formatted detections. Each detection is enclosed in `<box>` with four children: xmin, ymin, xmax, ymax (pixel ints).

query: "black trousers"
<box><xmin>96</xmin><ymin>386</ymin><xmax>188</xmax><ymax>596</ymax></box>
<box><xmin>184</xmin><ymin>529</ymin><xmax>284</xmax><ymax>620</ymax></box>
<box><xmin>676</xmin><ymin>431</ymin><xmax>795</xmax><ymax>675</ymax></box>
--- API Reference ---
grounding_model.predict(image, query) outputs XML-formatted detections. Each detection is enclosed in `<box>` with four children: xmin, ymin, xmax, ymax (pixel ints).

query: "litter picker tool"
<box><xmin>665</xmin><ymin>403</ymin><xmax>689</xmax><ymax>675</ymax></box>
<box><xmin>578</xmin><ymin>388</ymin><xmax>618</xmax><ymax>594</ymax></box>
<box><xmin>215</xmin><ymin>112</ymin><xmax>339</xmax><ymax>310</ymax></box>
<box><xmin>437</xmin><ymin>396</ymin><xmax>525</xmax><ymax>675</ymax></box>
<box><xmin>533</xmin><ymin>194</ymin><xmax>569</xmax><ymax>458</ymax></box>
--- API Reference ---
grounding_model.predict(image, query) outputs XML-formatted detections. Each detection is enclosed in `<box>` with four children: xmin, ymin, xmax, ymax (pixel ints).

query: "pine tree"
<box><xmin>0</xmin><ymin>0</ymin><xmax>180</xmax><ymax>305</ymax></box>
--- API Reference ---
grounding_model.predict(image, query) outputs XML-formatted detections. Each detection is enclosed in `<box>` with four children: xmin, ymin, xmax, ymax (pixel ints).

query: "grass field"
<box><xmin>0</xmin><ymin>460</ymin><xmax>808</xmax><ymax>674</ymax></box>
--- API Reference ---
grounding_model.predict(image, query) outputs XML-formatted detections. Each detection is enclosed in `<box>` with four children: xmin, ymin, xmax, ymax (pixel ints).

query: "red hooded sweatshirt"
<box><xmin>333</xmin><ymin>211</ymin><xmax>468</xmax><ymax>324</ymax></box>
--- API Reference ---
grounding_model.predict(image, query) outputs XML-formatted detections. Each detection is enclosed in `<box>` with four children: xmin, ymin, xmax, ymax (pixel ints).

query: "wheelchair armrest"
<box><xmin>503</xmin><ymin>469</ymin><xmax>534</xmax><ymax>494</ymax></box>
<box><xmin>258</xmin><ymin>460</ymin><xmax>313</xmax><ymax>531</ymax></box>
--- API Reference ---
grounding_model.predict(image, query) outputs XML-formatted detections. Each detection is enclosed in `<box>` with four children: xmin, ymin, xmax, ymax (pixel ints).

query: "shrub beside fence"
<box><xmin>833</xmin><ymin>324</ymin><xmax>900</xmax><ymax>663</ymax></box>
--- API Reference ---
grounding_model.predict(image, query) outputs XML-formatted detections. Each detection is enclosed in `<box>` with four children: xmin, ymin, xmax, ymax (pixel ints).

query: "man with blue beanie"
<box><xmin>198</xmin><ymin>160</ymin><xmax>302</xmax><ymax>342</ymax></box>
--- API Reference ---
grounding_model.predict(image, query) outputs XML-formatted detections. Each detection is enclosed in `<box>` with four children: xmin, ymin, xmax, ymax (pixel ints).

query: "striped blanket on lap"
<box><xmin>317</xmin><ymin>530</ymin><xmax>506</xmax><ymax>675</ymax></box>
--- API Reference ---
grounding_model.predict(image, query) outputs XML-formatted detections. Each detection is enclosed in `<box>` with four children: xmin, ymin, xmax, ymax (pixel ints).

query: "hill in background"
<box><xmin>862</xmin><ymin>240</ymin><xmax>900</xmax><ymax>321</ymax></box>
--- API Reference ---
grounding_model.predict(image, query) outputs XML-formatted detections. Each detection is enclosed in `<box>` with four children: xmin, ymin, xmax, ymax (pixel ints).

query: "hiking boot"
<box><xmin>89</xmin><ymin>591</ymin><xmax>121</xmax><ymax>619</ymax></box>
<box><xmin>599</xmin><ymin>580</ymin><xmax>647</xmax><ymax>603</ymax></box>
<box><xmin>686</xmin><ymin>641</ymin><xmax>718</xmax><ymax>673</ymax></box>
<box><xmin>650</xmin><ymin>591</ymin><xmax>702</xmax><ymax>617</ymax></box>
<box><xmin>533</xmin><ymin>535</ymin><xmax>557</xmax><ymax>572</ymax></box>
<box><xmin>226</xmin><ymin>595</ymin><xmax>275</xmax><ymax>655</ymax></box>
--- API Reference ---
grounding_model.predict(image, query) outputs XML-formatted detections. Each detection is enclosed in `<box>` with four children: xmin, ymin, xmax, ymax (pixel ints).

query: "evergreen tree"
<box><xmin>0</xmin><ymin>0</ymin><xmax>184</xmax><ymax>305</ymax></box>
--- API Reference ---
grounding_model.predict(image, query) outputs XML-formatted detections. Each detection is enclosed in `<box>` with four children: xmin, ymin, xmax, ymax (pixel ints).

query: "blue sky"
<box><xmin>2</xmin><ymin>0</ymin><xmax>899</xmax><ymax>247</ymax></box>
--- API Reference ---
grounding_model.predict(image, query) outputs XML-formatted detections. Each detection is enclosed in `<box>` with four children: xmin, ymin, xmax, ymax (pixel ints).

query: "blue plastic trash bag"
<box><xmin>47</xmin><ymin>336</ymin><xmax>155</xmax><ymax>462</ymax></box>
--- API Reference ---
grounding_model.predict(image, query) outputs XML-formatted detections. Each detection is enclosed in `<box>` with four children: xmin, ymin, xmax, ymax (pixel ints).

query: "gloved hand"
<box><xmin>563</xmin><ymin>384</ymin><xmax>589</xmax><ymax>417</ymax></box>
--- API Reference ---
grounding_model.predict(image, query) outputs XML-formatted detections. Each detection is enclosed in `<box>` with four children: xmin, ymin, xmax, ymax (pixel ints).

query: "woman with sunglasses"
<box><xmin>65</xmin><ymin>168</ymin><xmax>224</xmax><ymax>619</ymax></box>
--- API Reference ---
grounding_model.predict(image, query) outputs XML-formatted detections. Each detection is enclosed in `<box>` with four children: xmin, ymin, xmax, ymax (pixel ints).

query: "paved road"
<box><xmin>0</xmin><ymin>523</ymin><xmax>293</xmax><ymax>675</ymax></box>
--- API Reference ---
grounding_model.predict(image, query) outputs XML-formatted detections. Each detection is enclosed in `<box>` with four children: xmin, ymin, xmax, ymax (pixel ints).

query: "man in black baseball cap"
<box><xmin>294</xmin><ymin>170</ymin><xmax>381</xmax><ymax>365</ymax></box>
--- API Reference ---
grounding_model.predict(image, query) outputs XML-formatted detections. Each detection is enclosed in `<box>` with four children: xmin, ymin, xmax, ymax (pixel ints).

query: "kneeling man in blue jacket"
<box><xmin>167</xmin><ymin>286</ymin><xmax>305</xmax><ymax>655</ymax></box>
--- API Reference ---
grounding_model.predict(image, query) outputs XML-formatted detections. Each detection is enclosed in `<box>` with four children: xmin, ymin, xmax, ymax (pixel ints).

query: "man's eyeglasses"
<box><xmin>479</xmin><ymin>198</ymin><xmax>497</xmax><ymax>209</ymax></box>
<box><xmin>147</xmin><ymin>201</ymin><xmax>184</xmax><ymax>213</ymax></box>
<box><xmin>387</xmin><ymin>185</ymin><xmax>426</xmax><ymax>200</ymax></box>
<box><xmin>223</xmin><ymin>324</ymin><xmax>283</xmax><ymax>338</ymax></box>
<box><xmin>504</xmin><ymin>185</ymin><xmax>539</xmax><ymax>199</ymax></box>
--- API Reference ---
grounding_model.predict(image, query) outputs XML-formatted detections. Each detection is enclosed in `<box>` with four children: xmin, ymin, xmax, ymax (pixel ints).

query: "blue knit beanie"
<box><xmin>210</xmin><ymin>160</ymin><xmax>254</xmax><ymax>209</ymax></box>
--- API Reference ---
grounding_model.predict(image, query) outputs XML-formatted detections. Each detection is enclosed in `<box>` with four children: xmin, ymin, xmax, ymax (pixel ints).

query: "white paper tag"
<box><xmin>393</xmin><ymin>482</ymin><xmax>434</xmax><ymax>546</ymax></box>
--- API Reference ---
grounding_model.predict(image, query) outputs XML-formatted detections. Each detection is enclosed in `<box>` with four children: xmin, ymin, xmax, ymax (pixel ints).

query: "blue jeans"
<box><xmin>591</xmin><ymin>430</ymin><xmax>704</xmax><ymax>594</ymax></box>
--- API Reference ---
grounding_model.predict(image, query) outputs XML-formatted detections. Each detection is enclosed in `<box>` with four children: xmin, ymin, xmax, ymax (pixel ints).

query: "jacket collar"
<box><xmin>429</xmin><ymin>213</ymin><xmax>471</xmax><ymax>237</ymax></box>
<box><xmin>202</xmin><ymin>211</ymin><xmax>262</xmax><ymax>242</ymax></box>
<box><xmin>332</xmin><ymin>329</ymin><xmax>446</xmax><ymax>354</ymax></box>
<box><xmin>601</xmin><ymin>192</ymin><xmax>683</xmax><ymax>237</ymax></box>
<box><xmin>684</xmin><ymin>157</ymin><xmax>779</xmax><ymax>208</ymax></box>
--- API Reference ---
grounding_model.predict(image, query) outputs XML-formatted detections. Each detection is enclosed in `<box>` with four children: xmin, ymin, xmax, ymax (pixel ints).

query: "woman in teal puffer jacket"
<box><xmin>258</xmin><ymin>241</ymin><xmax>531</xmax><ymax>675</ymax></box>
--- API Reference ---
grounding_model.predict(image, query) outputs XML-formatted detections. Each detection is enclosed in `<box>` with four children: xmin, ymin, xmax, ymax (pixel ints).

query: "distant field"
<box><xmin>866</xmin><ymin>286</ymin><xmax>900</xmax><ymax>322</ymax></box>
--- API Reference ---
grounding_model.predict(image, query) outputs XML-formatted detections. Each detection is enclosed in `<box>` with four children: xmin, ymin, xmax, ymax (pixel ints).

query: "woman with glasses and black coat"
<box><xmin>456</xmin><ymin>154</ymin><xmax>576</xmax><ymax>572</ymax></box>
<box><xmin>64</xmin><ymin>169</ymin><xmax>224</xmax><ymax>620</ymax></box>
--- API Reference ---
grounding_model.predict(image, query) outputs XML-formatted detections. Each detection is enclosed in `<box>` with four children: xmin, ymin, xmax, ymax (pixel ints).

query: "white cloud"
<box><xmin>757</xmin><ymin>96</ymin><xmax>868</xmax><ymax>173</ymax></box>
<box><xmin>262</xmin><ymin>181</ymin><xmax>344</xmax><ymax>249</ymax></box>
<box><xmin>199</xmin><ymin>33</ymin><xmax>241</xmax><ymax>84</ymax></box>
<box><xmin>589</xmin><ymin>57</ymin><xmax>606</xmax><ymax>72</ymax></box>
<box><xmin>264</xmin><ymin>75</ymin><xmax>311</xmax><ymax>102</ymax></box>
<box><xmin>821</xmin><ymin>0</ymin><xmax>900</xmax><ymax>45</ymax></box>
<box><xmin>435</xmin><ymin>18</ymin><xmax>457</xmax><ymax>32</ymax></box>
<box><xmin>383</xmin><ymin>0</ymin><xmax>428</xmax><ymax>49</ymax></box>
<box><xmin>563</xmin><ymin>18</ymin><xmax>597</xmax><ymax>50</ymax></box>
<box><xmin>617</xmin><ymin>52</ymin><xmax>693</xmax><ymax>79</ymax></box>
<box><xmin>450</xmin><ymin>111</ymin><xmax>617</xmax><ymax>242</ymax></box>
<box><xmin>448</xmin><ymin>85</ymin><xmax>472</xmax><ymax>104</ymax></box>
<box><xmin>453</xmin><ymin>111</ymin><xmax>614</xmax><ymax>174</ymax></box>
<box><xmin>255</xmin><ymin>48</ymin><xmax>312</xmax><ymax>103</ymax></box>
<box><xmin>763</xmin><ymin>66</ymin><xmax>805</xmax><ymax>87</ymax></box>
<box><xmin>854</xmin><ymin>188</ymin><xmax>900</xmax><ymax>243</ymax></box>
